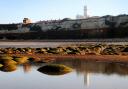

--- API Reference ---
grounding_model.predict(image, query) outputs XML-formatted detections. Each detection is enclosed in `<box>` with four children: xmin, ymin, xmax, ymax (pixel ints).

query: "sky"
<box><xmin>0</xmin><ymin>0</ymin><xmax>127</xmax><ymax>23</ymax></box>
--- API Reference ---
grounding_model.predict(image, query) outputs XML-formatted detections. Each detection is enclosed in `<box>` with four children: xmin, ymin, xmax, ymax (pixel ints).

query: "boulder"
<box><xmin>1</xmin><ymin>64</ymin><xmax>17</xmax><ymax>72</ymax></box>
<box><xmin>13</xmin><ymin>56</ymin><xmax>29</xmax><ymax>64</ymax></box>
<box><xmin>38</xmin><ymin>64</ymin><xmax>72</xmax><ymax>75</ymax></box>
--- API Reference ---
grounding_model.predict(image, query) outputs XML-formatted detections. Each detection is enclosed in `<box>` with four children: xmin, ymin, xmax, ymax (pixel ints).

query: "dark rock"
<box><xmin>38</xmin><ymin>64</ymin><xmax>72</xmax><ymax>75</ymax></box>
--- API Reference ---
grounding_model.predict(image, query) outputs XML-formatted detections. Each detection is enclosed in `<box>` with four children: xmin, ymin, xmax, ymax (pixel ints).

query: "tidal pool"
<box><xmin>0</xmin><ymin>58</ymin><xmax>128</xmax><ymax>89</ymax></box>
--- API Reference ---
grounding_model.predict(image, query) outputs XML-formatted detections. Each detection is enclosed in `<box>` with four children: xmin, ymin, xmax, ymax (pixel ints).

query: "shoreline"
<box><xmin>0</xmin><ymin>43</ymin><xmax>128</xmax><ymax>64</ymax></box>
<box><xmin>2</xmin><ymin>54</ymin><xmax>128</xmax><ymax>63</ymax></box>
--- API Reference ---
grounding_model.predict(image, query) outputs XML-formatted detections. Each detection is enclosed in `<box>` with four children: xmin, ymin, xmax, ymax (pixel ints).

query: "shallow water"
<box><xmin>0</xmin><ymin>58</ymin><xmax>128</xmax><ymax>89</ymax></box>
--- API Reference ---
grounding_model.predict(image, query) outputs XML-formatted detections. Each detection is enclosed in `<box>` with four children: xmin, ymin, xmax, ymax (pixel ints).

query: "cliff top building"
<box><xmin>23</xmin><ymin>18</ymin><xmax>32</xmax><ymax>24</ymax></box>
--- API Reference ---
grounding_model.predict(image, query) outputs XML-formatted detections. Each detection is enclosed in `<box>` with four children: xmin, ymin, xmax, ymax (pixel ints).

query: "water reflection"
<box><xmin>84</xmin><ymin>72</ymin><xmax>90</xmax><ymax>87</ymax></box>
<box><xmin>20</xmin><ymin>59</ymin><xmax>128</xmax><ymax>76</ymax></box>
<box><xmin>20</xmin><ymin>58</ymin><xmax>128</xmax><ymax>87</ymax></box>
<box><xmin>23</xmin><ymin>63</ymin><xmax>31</xmax><ymax>73</ymax></box>
<box><xmin>0</xmin><ymin>58</ymin><xmax>128</xmax><ymax>89</ymax></box>
<box><xmin>54</xmin><ymin>59</ymin><xmax>128</xmax><ymax>76</ymax></box>
<box><xmin>3</xmin><ymin>58</ymin><xmax>128</xmax><ymax>76</ymax></box>
<box><xmin>53</xmin><ymin>58</ymin><xmax>128</xmax><ymax>87</ymax></box>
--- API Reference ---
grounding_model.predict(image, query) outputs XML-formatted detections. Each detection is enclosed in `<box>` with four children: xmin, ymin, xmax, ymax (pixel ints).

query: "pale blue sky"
<box><xmin>0</xmin><ymin>0</ymin><xmax>127</xmax><ymax>23</ymax></box>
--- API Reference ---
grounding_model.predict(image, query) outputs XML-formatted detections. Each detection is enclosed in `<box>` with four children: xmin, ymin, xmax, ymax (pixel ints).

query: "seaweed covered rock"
<box><xmin>0</xmin><ymin>64</ymin><xmax>3</xmax><ymax>68</ymax></box>
<box><xmin>0</xmin><ymin>56</ymin><xmax>13</xmax><ymax>60</ymax></box>
<box><xmin>13</xmin><ymin>56</ymin><xmax>29</xmax><ymax>64</ymax></box>
<box><xmin>28</xmin><ymin>57</ymin><xmax>42</xmax><ymax>62</ymax></box>
<box><xmin>0</xmin><ymin>56</ymin><xmax>17</xmax><ymax>65</ymax></box>
<box><xmin>1</xmin><ymin>59</ymin><xmax>17</xmax><ymax>65</ymax></box>
<box><xmin>122</xmin><ymin>47</ymin><xmax>128</xmax><ymax>52</ymax></box>
<box><xmin>1</xmin><ymin>64</ymin><xmax>17</xmax><ymax>72</ymax></box>
<box><xmin>38</xmin><ymin>64</ymin><xmax>72</xmax><ymax>75</ymax></box>
<box><xmin>102</xmin><ymin>47</ymin><xmax>118</xmax><ymax>55</ymax></box>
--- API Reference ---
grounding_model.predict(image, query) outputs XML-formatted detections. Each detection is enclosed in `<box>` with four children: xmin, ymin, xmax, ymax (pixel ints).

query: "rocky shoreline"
<box><xmin>0</xmin><ymin>44</ymin><xmax>128</xmax><ymax>63</ymax></box>
<box><xmin>0</xmin><ymin>44</ymin><xmax>128</xmax><ymax>55</ymax></box>
<box><xmin>0</xmin><ymin>44</ymin><xmax>128</xmax><ymax>72</ymax></box>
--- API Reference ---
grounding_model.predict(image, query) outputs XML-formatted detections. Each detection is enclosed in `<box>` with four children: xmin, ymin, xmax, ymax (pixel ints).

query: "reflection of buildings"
<box><xmin>55</xmin><ymin>58</ymin><xmax>128</xmax><ymax>75</ymax></box>
<box><xmin>84</xmin><ymin>72</ymin><xmax>90</xmax><ymax>87</ymax></box>
<box><xmin>23</xmin><ymin>63</ymin><xmax>32</xmax><ymax>73</ymax></box>
<box><xmin>54</xmin><ymin>58</ymin><xmax>128</xmax><ymax>87</ymax></box>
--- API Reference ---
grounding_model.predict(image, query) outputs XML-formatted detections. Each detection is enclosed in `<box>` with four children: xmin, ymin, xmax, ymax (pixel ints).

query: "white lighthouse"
<box><xmin>76</xmin><ymin>0</ymin><xmax>88</xmax><ymax>19</ymax></box>
<box><xmin>84</xmin><ymin>5</ymin><xmax>88</xmax><ymax>18</ymax></box>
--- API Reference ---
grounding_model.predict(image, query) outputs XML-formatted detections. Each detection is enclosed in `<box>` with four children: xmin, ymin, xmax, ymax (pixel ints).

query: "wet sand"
<box><xmin>0</xmin><ymin>41</ymin><xmax>128</xmax><ymax>48</ymax></box>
